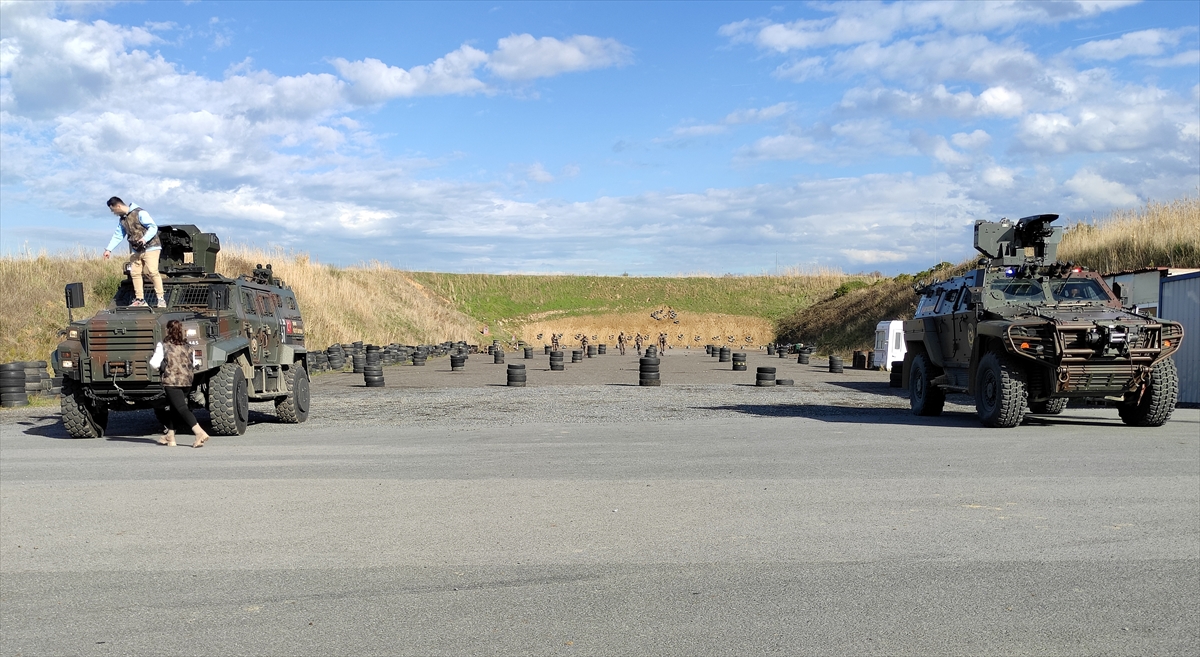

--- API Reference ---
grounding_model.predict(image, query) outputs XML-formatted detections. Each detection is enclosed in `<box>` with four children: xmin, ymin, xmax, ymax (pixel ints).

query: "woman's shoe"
<box><xmin>192</xmin><ymin>432</ymin><xmax>209</xmax><ymax>448</ymax></box>
<box><xmin>158</xmin><ymin>431</ymin><xmax>176</xmax><ymax>447</ymax></box>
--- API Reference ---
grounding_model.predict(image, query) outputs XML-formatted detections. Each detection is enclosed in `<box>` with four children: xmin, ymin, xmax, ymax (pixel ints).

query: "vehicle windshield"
<box><xmin>988</xmin><ymin>277</ymin><xmax>1046</xmax><ymax>303</ymax></box>
<box><xmin>1048</xmin><ymin>278</ymin><xmax>1111</xmax><ymax>302</ymax></box>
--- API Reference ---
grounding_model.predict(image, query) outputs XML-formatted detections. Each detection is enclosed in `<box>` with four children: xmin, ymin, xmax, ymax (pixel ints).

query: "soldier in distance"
<box><xmin>102</xmin><ymin>197</ymin><xmax>166</xmax><ymax>308</ymax></box>
<box><xmin>658</xmin><ymin>332</ymin><xmax>668</xmax><ymax>355</ymax></box>
<box><xmin>617</xmin><ymin>331</ymin><xmax>627</xmax><ymax>356</ymax></box>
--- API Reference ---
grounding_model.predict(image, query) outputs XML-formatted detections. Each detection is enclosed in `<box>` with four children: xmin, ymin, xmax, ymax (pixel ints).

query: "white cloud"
<box><xmin>1145</xmin><ymin>49</ymin><xmax>1200</xmax><ymax>68</ymax></box>
<box><xmin>487</xmin><ymin>34</ymin><xmax>631</xmax><ymax>81</ymax></box>
<box><xmin>773</xmin><ymin>56</ymin><xmax>824</xmax><ymax>82</ymax></box>
<box><xmin>841</xmin><ymin>248</ymin><xmax>909</xmax><ymax>264</ymax></box>
<box><xmin>331</xmin><ymin>46</ymin><xmax>489</xmax><ymax>103</ymax></box>
<box><xmin>719</xmin><ymin>1</ymin><xmax>1136</xmax><ymax>53</ymax></box>
<box><xmin>1064</xmin><ymin>169</ymin><xmax>1139</xmax><ymax>207</ymax></box>
<box><xmin>1069</xmin><ymin>28</ymin><xmax>1184</xmax><ymax>61</ymax></box>
<box><xmin>724</xmin><ymin>102</ymin><xmax>794</xmax><ymax>124</ymax></box>
<box><xmin>981</xmin><ymin>166</ymin><xmax>1015</xmax><ymax>188</ymax></box>
<box><xmin>951</xmin><ymin>129</ymin><xmax>991</xmax><ymax>150</ymax></box>
<box><xmin>839</xmin><ymin>84</ymin><xmax>1024</xmax><ymax>118</ymax></box>
<box><xmin>526</xmin><ymin>163</ymin><xmax>555</xmax><ymax>183</ymax></box>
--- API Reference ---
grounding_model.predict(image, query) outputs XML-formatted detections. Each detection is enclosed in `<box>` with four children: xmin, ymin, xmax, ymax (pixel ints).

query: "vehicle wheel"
<box><xmin>909</xmin><ymin>353</ymin><xmax>945</xmax><ymax>416</ymax></box>
<box><xmin>61</xmin><ymin>382</ymin><xmax>104</xmax><ymax>439</ymax></box>
<box><xmin>1119</xmin><ymin>358</ymin><xmax>1178</xmax><ymax>427</ymax></box>
<box><xmin>1029</xmin><ymin>398</ymin><xmax>1068</xmax><ymax>415</ymax></box>
<box><xmin>209</xmin><ymin>362</ymin><xmax>249</xmax><ymax>435</ymax></box>
<box><xmin>976</xmin><ymin>351</ymin><xmax>1028</xmax><ymax>428</ymax></box>
<box><xmin>275</xmin><ymin>363</ymin><xmax>310</xmax><ymax>424</ymax></box>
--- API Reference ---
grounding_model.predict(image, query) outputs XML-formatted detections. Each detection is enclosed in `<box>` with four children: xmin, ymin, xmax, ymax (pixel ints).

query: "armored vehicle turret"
<box><xmin>903</xmin><ymin>214</ymin><xmax>1183</xmax><ymax>428</ymax></box>
<box><xmin>56</xmin><ymin>226</ymin><xmax>310</xmax><ymax>438</ymax></box>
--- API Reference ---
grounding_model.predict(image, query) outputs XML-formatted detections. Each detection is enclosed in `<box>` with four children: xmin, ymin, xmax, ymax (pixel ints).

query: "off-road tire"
<box><xmin>275</xmin><ymin>363</ymin><xmax>309</xmax><ymax>424</ymax></box>
<box><xmin>209</xmin><ymin>362</ymin><xmax>249</xmax><ymax>435</ymax></box>
<box><xmin>976</xmin><ymin>351</ymin><xmax>1028</xmax><ymax>428</ymax></box>
<box><xmin>1029</xmin><ymin>398</ymin><xmax>1068</xmax><ymax>415</ymax></box>
<box><xmin>61</xmin><ymin>382</ymin><xmax>104</xmax><ymax>439</ymax></box>
<box><xmin>909</xmin><ymin>353</ymin><xmax>945</xmax><ymax>416</ymax></box>
<box><xmin>1119</xmin><ymin>358</ymin><xmax>1178</xmax><ymax>427</ymax></box>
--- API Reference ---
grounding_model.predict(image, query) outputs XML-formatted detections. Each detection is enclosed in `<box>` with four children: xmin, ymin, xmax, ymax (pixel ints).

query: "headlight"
<box><xmin>186</xmin><ymin>328</ymin><xmax>198</xmax><ymax>337</ymax></box>
<box><xmin>68</xmin><ymin>329</ymin><xmax>79</xmax><ymax>339</ymax></box>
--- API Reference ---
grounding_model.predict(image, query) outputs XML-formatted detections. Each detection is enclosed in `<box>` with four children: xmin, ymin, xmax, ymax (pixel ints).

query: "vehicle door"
<box><xmin>948</xmin><ymin>285</ymin><xmax>975</xmax><ymax>369</ymax></box>
<box><xmin>255</xmin><ymin>291</ymin><xmax>280</xmax><ymax>363</ymax></box>
<box><xmin>935</xmin><ymin>286</ymin><xmax>962</xmax><ymax>366</ymax></box>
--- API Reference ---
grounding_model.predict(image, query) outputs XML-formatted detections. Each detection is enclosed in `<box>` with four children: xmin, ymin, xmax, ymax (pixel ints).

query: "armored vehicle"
<box><xmin>903</xmin><ymin>214</ymin><xmax>1183</xmax><ymax>428</ymax></box>
<box><xmin>55</xmin><ymin>225</ymin><xmax>310</xmax><ymax>438</ymax></box>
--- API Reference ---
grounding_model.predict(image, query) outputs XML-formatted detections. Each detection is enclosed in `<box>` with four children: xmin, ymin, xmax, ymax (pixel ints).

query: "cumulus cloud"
<box><xmin>719</xmin><ymin>1</ymin><xmax>1134</xmax><ymax>52</ymax></box>
<box><xmin>332</xmin><ymin>46</ymin><xmax>489</xmax><ymax>103</ymax></box>
<box><xmin>1069</xmin><ymin>28</ymin><xmax>1185</xmax><ymax>61</ymax></box>
<box><xmin>526</xmin><ymin>163</ymin><xmax>555</xmax><ymax>183</ymax></box>
<box><xmin>1064</xmin><ymin>169</ymin><xmax>1139</xmax><ymax>207</ymax></box>
<box><xmin>667</xmin><ymin>102</ymin><xmax>794</xmax><ymax>139</ymax></box>
<box><xmin>487</xmin><ymin>34</ymin><xmax>631</xmax><ymax>80</ymax></box>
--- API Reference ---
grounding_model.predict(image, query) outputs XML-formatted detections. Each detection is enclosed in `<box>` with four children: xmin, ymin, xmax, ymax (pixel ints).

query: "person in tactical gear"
<box><xmin>618</xmin><ymin>331</ymin><xmax>627</xmax><ymax>356</ymax></box>
<box><xmin>103</xmin><ymin>197</ymin><xmax>165</xmax><ymax>308</ymax></box>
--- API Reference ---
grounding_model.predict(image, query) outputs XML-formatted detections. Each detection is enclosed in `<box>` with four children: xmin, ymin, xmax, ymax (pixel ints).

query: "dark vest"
<box><xmin>121</xmin><ymin>208</ymin><xmax>161</xmax><ymax>251</ymax></box>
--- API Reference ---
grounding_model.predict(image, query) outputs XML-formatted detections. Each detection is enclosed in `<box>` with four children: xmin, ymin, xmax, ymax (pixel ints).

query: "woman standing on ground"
<box><xmin>150</xmin><ymin>319</ymin><xmax>210</xmax><ymax>447</ymax></box>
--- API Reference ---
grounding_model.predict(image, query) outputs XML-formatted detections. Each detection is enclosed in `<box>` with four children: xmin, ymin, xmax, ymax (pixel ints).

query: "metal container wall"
<box><xmin>1160</xmin><ymin>272</ymin><xmax>1200</xmax><ymax>404</ymax></box>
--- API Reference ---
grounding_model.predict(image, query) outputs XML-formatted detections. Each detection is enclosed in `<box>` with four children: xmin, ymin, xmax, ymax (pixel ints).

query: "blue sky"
<box><xmin>2</xmin><ymin>1</ymin><xmax>1197</xmax><ymax>274</ymax></box>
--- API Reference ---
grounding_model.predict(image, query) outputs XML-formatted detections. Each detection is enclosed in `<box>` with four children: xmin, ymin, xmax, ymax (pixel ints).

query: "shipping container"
<box><xmin>1159</xmin><ymin>272</ymin><xmax>1199</xmax><ymax>405</ymax></box>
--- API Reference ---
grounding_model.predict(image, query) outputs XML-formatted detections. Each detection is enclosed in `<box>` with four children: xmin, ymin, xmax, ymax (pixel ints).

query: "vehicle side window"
<box><xmin>937</xmin><ymin>289</ymin><xmax>959</xmax><ymax>314</ymax></box>
<box><xmin>259</xmin><ymin>293</ymin><xmax>275</xmax><ymax>315</ymax></box>
<box><xmin>916</xmin><ymin>292</ymin><xmax>941</xmax><ymax>316</ymax></box>
<box><xmin>286</xmin><ymin>296</ymin><xmax>296</xmax><ymax>310</ymax></box>
<box><xmin>242</xmin><ymin>291</ymin><xmax>257</xmax><ymax>315</ymax></box>
<box><xmin>893</xmin><ymin>332</ymin><xmax>903</xmax><ymax>350</ymax></box>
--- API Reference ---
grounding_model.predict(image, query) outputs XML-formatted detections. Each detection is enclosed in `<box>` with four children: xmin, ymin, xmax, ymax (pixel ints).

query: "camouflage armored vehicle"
<box><xmin>55</xmin><ymin>225</ymin><xmax>310</xmax><ymax>438</ymax></box>
<box><xmin>903</xmin><ymin>214</ymin><xmax>1183</xmax><ymax>428</ymax></box>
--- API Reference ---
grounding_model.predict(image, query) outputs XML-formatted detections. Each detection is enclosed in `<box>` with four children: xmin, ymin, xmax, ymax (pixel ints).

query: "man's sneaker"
<box><xmin>156</xmin><ymin>298</ymin><xmax>168</xmax><ymax>309</ymax></box>
<box><xmin>130</xmin><ymin>298</ymin><xmax>147</xmax><ymax>307</ymax></box>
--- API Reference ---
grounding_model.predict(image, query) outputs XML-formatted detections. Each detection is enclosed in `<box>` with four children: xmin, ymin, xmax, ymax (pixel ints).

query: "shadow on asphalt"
<box><xmin>695</xmin><ymin>403</ymin><xmax>981</xmax><ymax>426</ymax></box>
<box><xmin>18</xmin><ymin>407</ymin><xmax>277</xmax><ymax>442</ymax></box>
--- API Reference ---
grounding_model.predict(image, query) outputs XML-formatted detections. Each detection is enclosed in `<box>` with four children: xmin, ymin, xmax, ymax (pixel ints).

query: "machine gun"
<box><xmin>973</xmin><ymin>214</ymin><xmax>1062</xmax><ymax>266</ymax></box>
<box><xmin>157</xmin><ymin>225</ymin><xmax>221</xmax><ymax>275</ymax></box>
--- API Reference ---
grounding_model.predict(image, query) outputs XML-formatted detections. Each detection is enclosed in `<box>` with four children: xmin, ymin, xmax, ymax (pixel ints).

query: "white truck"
<box><xmin>872</xmin><ymin>320</ymin><xmax>906</xmax><ymax>370</ymax></box>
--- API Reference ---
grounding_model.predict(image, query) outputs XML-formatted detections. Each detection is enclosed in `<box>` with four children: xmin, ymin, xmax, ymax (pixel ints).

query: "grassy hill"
<box><xmin>776</xmin><ymin>196</ymin><xmax>1200</xmax><ymax>355</ymax></box>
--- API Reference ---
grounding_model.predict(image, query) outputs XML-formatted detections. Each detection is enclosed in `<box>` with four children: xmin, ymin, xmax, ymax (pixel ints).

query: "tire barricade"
<box><xmin>639</xmin><ymin>357</ymin><xmax>660</xmax><ymax>386</ymax></box>
<box><xmin>732</xmin><ymin>352</ymin><xmax>747</xmax><ymax>372</ymax></box>
<box><xmin>507</xmin><ymin>364</ymin><xmax>526</xmax><ymax>387</ymax></box>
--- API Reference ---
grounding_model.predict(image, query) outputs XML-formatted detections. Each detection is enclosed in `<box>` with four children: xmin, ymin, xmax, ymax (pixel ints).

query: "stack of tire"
<box><xmin>852</xmin><ymin>351</ymin><xmax>868</xmax><ymax>369</ymax></box>
<box><xmin>451</xmin><ymin>353</ymin><xmax>467</xmax><ymax>371</ymax></box>
<box><xmin>524</xmin><ymin>347</ymin><xmax>534</xmax><ymax>359</ymax></box>
<box><xmin>326</xmin><ymin>345</ymin><xmax>347</xmax><ymax>371</ymax></box>
<box><xmin>639</xmin><ymin>357</ymin><xmax>660</xmax><ymax>386</ymax></box>
<box><xmin>364</xmin><ymin>346</ymin><xmax>384</xmax><ymax>387</ymax></box>
<box><xmin>718</xmin><ymin>347</ymin><xmax>731</xmax><ymax>363</ymax></box>
<box><xmin>732</xmin><ymin>353</ymin><xmax>747</xmax><ymax>372</ymax></box>
<box><xmin>756</xmin><ymin>366</ymin><xmax>777</xmax><ymax>387</ymax></box>
<box><xmin>549</xmin><ymin>351</ymin><xmax>565</xmax><ymax>371</ymax></box>
<box><xmin>587</xmin><ymin>345</ymin><xmax>597</xmax><ymax>358</ymax></box>
<box><xmin>23</xmin><ymin>361</ymin><xmax>51</xmax><ymax>397</ymax></box>
<box><xmin>1</xmin><ymin>363</ymin><xmax>28</xmax><ymax>408</ymax></box>
<box><xmin>412</xmin><ymin>350</ymin><xmax>427</xmax><ymax>366</ymax></box>
<box><xmin>507</xmin><ymin>364</ymin><xmax>526</xmax><ymax>387</ymax></box>
<box><xmin>797</xmin><ymin>350</ymin><xmax>810</xmax><ymax>365</ymax></box>
<box><xmin>829</xmin><ymin>355</ymin><xmax>844</xmax><ymax>373</ymax></box>
<box><xmin>311</xmin><ymin>351</ymin><xmax>329</xmax><ymax>372</ymax></box>
<box><xmin>598</xmin><ymin>344</ymin><xmax>606</xmax><ymax>355</ymax></box>
<box><xmin>544</xmin><ymin>345</ymin><xmax>551</xmax><ymax>355</ymax></box>
<box><xmin>890</xmin><ymin>361</ymin><xmax>904</xmax><ymax>388</ymax></box>
<box><xmin>767</xmin><ymin>344</ymin><xmax>776</xmax><ymax>356</ymax></box>
<box><xmin>571</xmin><ymin>350</ymin><xmax>583</xmax><ymax>363</ymax></box>
<box><xmin>352</xmin><ymin>351</ymin><xmax>366</xmax><ymax>374</ymax></box>
<box><xmin>494</xmin><ymin>349</ymin><xmax>505</xmax><ymax>365</ymax></box>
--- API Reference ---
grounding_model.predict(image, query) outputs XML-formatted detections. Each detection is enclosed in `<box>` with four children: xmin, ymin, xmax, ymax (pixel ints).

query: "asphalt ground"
<box><xmin>2</xmin><ymin>349</ymin><xmax>1198</xmax><ymax>656</ymax></box>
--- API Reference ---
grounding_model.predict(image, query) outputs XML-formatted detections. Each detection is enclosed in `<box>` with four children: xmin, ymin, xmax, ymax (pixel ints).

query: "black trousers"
<box><xmin>163</xmin><ymin>386</ymin><xmax>198</xmax><ymax>432</ymax></box>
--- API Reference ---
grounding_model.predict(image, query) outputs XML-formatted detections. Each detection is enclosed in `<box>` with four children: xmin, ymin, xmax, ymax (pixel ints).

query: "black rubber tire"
<box><xmin>0</xmin><ymin>362</ymin><xmax>24</xmax><ymax>371</ymax></box>
<box><xmin>776</xmin><ymin>379</ymin><xmax>794</xmax><ymax>386</ymax></box>
<box><xmin>909</xmin><ymin>353</ymin><xmax>945</xmax><ymax>417</ymax></box>
<box><xmin>1</xmin><ymin>399</ymin><xmax>29</xmax><ymax>407</ymax></box>
<box><xmin>975</xmin><ymin>351</ymin><xmax>1028</xmax><ymax>428</ymax></box>
<box><xmin>209</xmin><ymin>362</ymin><xmax>249</xmax><ymax>435</ymax></box>
<box><xmin>0</xmin><ymin>386</ymin><xmax>26</xmax><ymax>394</ymax></box>
<box><xmin>275</xmin><ymin>364</ymin><xmax>310</xmax><ymax>424</ymax></box>
<box><xmin>1</xmin><ymin>392</ymin><xmax>28</xmax><ymax>401</ymax></box>
<box><xmin>1029</xmin><ymin>398</ymin><xmax>1068</xmax><ymax>415</ymax></box>
<box><xmin>1119</xmin><ymin>358</ymin><xmax>1178</xmax><ymax>427</ymax></box>
<box><xmin>61</xmin><ymin>384</ymin><xmax>103</xmax><ymax>439</ymax></box>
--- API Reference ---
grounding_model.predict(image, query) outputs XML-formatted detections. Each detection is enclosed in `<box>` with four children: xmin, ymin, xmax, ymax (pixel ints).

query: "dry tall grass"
<box><xmin>1059</xmin><ymin>196</ymin><xmax>1199</xmax><ymax>272</ymax></box>
<box><xmin>0</xmin><ymin>246</ymin><xmax>479</xmax><ymax>364</ymax></box>
<box><xmin>517</xmin><ymin>310</ymin><xmax>776</xmax><ymax>350</ymax></box>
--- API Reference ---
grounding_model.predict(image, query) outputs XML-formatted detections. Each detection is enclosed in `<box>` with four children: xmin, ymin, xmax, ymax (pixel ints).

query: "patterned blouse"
<box><xmin>161</xmin><ymin>343</ymin><xmax>195</xmax><ymax>387</ymax></box>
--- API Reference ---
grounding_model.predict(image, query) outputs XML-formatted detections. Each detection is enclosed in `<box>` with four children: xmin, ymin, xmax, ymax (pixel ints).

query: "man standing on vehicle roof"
<box><xmin>103</xmin><ymin>197</ymin><xmax>165</xmax><ymax>308</ymax></box>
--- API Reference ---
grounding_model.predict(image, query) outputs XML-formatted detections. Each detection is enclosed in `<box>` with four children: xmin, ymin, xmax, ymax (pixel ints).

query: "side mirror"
<box><xmin>65</xmin><ymin>282</ymin><xmax>85</xmax><ymax>309</ymax></box>
<box><xmin>967</xmin><ymin>288</ymin><xmax>982</xmax><ymax>309</ymax></box>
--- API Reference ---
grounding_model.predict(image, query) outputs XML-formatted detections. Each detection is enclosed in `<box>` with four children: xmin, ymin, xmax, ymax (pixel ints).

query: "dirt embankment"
<box><xmin>517</xmin><ymin>308</ymin><xmax>776</xmax><ymax>350</ymax></box>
